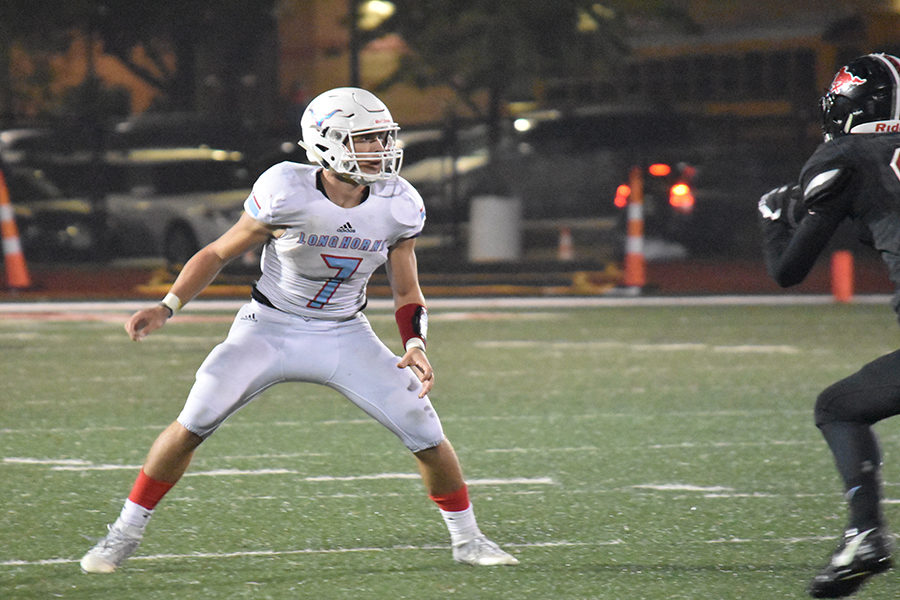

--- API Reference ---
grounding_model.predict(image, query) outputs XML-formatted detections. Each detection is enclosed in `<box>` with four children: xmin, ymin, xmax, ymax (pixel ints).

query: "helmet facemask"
<box><xmin>330</xmin><ymin>126</ymin><xmax>403</xmax><ymax>185</ymax></box>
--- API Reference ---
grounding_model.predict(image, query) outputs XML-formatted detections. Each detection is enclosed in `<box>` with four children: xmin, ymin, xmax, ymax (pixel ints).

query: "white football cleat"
<box><xmin>80</xmin><ymin>522</ymin><xmax>143</xmax><ymax>573</ymax></box>
<box><xmin>452</xmin><ymin>535</ymin><xmax>519</xmax><ymax>566</ymax></box>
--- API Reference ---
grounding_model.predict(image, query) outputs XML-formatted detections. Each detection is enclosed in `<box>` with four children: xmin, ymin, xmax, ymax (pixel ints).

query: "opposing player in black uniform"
<box><xmin>759</xmin><ymin>52</ymin><xmax>900</xmax><ymax>598</ymax></box>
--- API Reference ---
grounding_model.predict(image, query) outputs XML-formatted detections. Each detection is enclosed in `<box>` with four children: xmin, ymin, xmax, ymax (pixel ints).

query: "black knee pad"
<box><xmin>814</xmin><ymin>350</ymin><xmax>900</xmax><ymax>429</ymax></box>
<box><xmin>814</xmin><ymin>382</ymin><xmax>845</xmax><ymax>428</ymax></box>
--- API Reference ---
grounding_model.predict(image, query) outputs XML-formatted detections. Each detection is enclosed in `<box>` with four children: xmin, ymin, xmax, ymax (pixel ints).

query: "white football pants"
<box><xmin>177</xmin><ymin>300</ymin><xmax>445</xmax><ymax>452</ymax></box>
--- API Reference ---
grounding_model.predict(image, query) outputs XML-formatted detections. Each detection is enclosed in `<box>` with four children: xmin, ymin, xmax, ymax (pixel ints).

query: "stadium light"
<box><xmin>513</xmin><ymin>118</ymin><xmax>534</xmax><ymax>132</ymax></box>
<box><xmin>358</xmin><ymin>0</ymin><xmax>396</xmax><ymax>30</ymax></box>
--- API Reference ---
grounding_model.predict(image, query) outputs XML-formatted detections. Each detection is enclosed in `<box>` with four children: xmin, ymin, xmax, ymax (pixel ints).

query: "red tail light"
<box><xmin>669</xmin><ymin>183</ymin><xmax>694</xmax><ymax>212</ymax></box>
<box><xmin>614</xmin><ymin>184</ymin><xmax>630</xmax><ymax>208</ymax></box>
<box><xmin>648</xmin><ymin>163</ymin><xmax>671</xmax><ymax>177</ymax></box>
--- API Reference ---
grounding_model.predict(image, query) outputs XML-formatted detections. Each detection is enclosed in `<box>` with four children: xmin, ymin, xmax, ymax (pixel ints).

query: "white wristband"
<box><xmin>160</xmin><ymin>292</ymin><xmax>182</xmax><ymax>316</ymax></box>
<box><xmin>404</xmin><ymin>337</ymin><xmax>426</xmax><ymax>353</ymax></box>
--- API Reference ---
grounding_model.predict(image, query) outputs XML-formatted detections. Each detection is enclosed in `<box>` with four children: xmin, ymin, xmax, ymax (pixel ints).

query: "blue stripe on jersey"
<box><xmin>245</xmin><ymin>194</ymin><xmax>261</xmax><ymax>218</ymax></box>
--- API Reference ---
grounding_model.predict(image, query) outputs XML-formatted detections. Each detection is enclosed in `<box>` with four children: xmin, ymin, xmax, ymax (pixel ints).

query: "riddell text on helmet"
<box><xmin>874</xmin><ymin>122</ymin><xmax>900</xmax><ymax>132</ymax></box>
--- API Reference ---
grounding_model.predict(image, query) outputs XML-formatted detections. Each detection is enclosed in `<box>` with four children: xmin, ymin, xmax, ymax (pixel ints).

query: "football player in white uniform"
<box><xmin>80</xmin><ymin>87</ymin><xmax>518</xmax><ymax>573</ymax></box>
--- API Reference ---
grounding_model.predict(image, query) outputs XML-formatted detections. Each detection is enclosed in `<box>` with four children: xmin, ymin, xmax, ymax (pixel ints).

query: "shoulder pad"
<box><xmin>802</xmin><ymin>167</ymin><xmax>851</xmax><ymax>206</ymax></box>
<box><xmin>390</xmin><ymin>184</ymin><xmax>426</xmax><ymax>228</ymax></box>
<box><xmin>245</xmin><ymin>162</ymin><xmax>311</xmax><ymax>222</ymax></box>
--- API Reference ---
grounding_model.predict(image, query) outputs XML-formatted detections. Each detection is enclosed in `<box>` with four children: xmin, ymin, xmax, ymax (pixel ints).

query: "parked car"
<box><xmin>4</xmin><ymin>166</ymin><xmax>100</xmax><ymax>262</ymax></box>
<box><xmin>99</xmin><ymin>147</ymin><xmax>252</xmax><ymax>265</ymax></box>
<box><xmin>503</xmin><ymin>105</ymin><xmax>810</xmax><ymax>257</ymax></box>
<box><xmin>4</xmin><ymin>147</ymin><xmax>252</xmax><ymax>266</ymax></box>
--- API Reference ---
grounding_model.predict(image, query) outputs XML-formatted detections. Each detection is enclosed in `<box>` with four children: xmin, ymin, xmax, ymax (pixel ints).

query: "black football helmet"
<box><xmin>820</xmin><ymin>53</ymin><xmax>900</xmax><ymax>140</ymax></box>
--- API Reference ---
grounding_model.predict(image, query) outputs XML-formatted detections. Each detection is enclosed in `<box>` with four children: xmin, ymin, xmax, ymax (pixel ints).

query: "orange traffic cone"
<box><xmin>622</xmin><ymin>166</ymin><xmax>646</xmax><ymax>291</ymax></box>
<box><xmin>831</xmin><ymin>250</ymin><xmax>853</xmax><ymax>303</ymax></box>
<box><xmin>558</xmin><ymin>226</ymin><xmax>574</xmax><ymax>261</ymax></box>
<box><xmin>0</xmin><ymin>169</ymin><xmax>33</xmax><ymax>290</ymax></box>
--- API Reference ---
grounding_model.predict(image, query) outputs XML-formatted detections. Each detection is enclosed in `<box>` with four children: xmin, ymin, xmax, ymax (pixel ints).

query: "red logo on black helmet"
<box><xmin>829</xmin><ymin>66</ymin><xmax>867</xmax><ymax>95</ymax></box>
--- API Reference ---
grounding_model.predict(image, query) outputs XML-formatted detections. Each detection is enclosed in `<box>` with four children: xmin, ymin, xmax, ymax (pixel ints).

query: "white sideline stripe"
<box><xmin>0</xmin><ymin>294</ymin><xmax>894</xmax><ymax>315</ymax></box>
<box><xmin>434</xmin><ymin>311</ymin><xmax>561</xmax><ymax>321</ymax></box>
<box><xmin>477</xmin><ymin>340</ymin><xmax>800</xmax><ymax>353</ymax></box>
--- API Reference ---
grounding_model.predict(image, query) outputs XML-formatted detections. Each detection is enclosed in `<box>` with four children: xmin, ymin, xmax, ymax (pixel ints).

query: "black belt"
<box><xmin>251</xmin><ymin>284</ymin><xmax>277</xmax><ymax>309</ymax></box>
<box><xmin>251</xmin><ymin>284</ymin><xmax>367</xmax><ymax>318</ymax></box>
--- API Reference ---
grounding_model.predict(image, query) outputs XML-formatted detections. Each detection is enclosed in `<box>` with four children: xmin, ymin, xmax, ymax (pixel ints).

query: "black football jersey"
<box><xmin>761</xmin><ymin>132</ymin><xmax>900</xmax><ymax>317</ymax></box>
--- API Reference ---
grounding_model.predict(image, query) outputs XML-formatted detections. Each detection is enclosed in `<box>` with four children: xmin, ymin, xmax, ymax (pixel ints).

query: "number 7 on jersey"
<box><xmin>307</xmin><ymin>255</ymin><xmax>363</xmax><ymax>309</ymax></box>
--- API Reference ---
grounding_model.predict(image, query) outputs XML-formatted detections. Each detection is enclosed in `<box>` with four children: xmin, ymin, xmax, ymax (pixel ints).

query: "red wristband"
<box><xmin>395</xmin><ymin>303</ymin><xmax>427</xmax><ymax>350</ymax></box>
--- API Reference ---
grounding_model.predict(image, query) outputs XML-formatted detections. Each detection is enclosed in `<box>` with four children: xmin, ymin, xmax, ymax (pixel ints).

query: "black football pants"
<box><xmin>814</xmin><ymin>348</ymin><xmax>900</xmax><ymax>530</ymax></box>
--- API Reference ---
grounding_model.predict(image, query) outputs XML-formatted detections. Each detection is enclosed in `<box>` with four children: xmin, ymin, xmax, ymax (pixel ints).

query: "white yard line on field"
<box><xmin>3</xmin><ymin>457</ymin><xmax>94</xmax><ymax>466</ymax></box>
<box><xmin>0</xmin><ymin>409</ymin><xmax>812</xmax><ymax>436</ymax></box>
<box><xmin>0</xmin><ymin>540</ymin><xmax>610</xmax><ymax>568</ymax></box>
<box><xmin>0</xmin><ymin>534</ymin><xmax>855</xmax><ymax>568</ymax></box>
<box><xmin>174</xmin><ymin>489</ymin><xmax>546</xmax><ymax>504</ymax></box>
<box><xmin>4</xmin><ymin>457</ymin><xmax>555</xmax><ymax>486</ymax></box>
<box><xmin>632</xmin><ymin>484</ymin><xmax>734</xmax><ymax>492</ymax></box>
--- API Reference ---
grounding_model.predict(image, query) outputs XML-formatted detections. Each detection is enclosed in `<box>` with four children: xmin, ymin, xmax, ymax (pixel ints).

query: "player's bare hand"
<box><xmin>125</xmin><ymin>305</ymin><xmax>170</xmax><ymax>341</ymax></box>
<box><xmin>398</xmin><ymin>347</ymin><xmax>434</xmax><ymax>397</ymax></box>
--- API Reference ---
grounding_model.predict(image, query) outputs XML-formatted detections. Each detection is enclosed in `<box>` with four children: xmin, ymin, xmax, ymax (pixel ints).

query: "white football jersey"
<box><xmin>244</xmin><ymin>162</ymin><xmax>426</xmax><ymax>320</ymax></box>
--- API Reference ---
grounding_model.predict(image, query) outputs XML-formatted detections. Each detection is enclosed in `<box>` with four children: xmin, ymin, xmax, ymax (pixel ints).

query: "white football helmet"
<box><xmin>298</xmin><ymin>87</ymin><xmax>403</xmax><ymax>185</ymax></box>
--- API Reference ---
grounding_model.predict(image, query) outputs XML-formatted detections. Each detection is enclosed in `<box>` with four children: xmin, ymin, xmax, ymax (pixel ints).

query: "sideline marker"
<box><xmin>558</xmin><ymin>226</ymin><xmax>574</xmax><ymax>261</ymax></box>
<box><xmin>831</xmin><ymin>250</ymin><xmax>853</xmax><ymax>303</ymax></box>
<box><xmin>0</xmin><ymin>169</ymin><xmax>32</xmax><ymax>290</ymax></box>
<box><xmin>622</xmin><ymin>166</ymin><xmax>645</xmax><ymax>291</ymax></box>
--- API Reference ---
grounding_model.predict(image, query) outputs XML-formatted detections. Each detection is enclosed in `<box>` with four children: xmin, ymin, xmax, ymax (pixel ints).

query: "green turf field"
<box><xmin>2</xmin><ymin>300</ymin><xmax>899</xmax><ymax>599</ymax></box>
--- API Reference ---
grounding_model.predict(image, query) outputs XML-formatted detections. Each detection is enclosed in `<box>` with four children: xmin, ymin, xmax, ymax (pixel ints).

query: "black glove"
<box><xmin>758</xmin><ymin>184</ymin><xmax>805</xmax><ymax>227</ymax></box>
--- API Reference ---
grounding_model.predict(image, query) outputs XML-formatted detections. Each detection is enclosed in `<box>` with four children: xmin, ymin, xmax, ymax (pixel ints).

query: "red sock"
<box><xmin>127</xmin><ymin>469</ymin><xmax>175</xmax><ymax>510</ymax></box>
<box><xmin>430</xmin><ymin>484</ymin><xmax>470</xmax><ymax>512</ymax></box>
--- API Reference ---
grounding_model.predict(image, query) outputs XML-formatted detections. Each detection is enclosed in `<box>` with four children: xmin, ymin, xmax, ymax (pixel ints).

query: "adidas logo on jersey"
<box><xmin>337</xmin><ymin>222</ymin><xmax>356</xmax><ymax>233</ymax></box>
<box><xmin>240</xmin><ymin>312</ymin><xmax>257</xmax><ymax>323</ymax></box>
